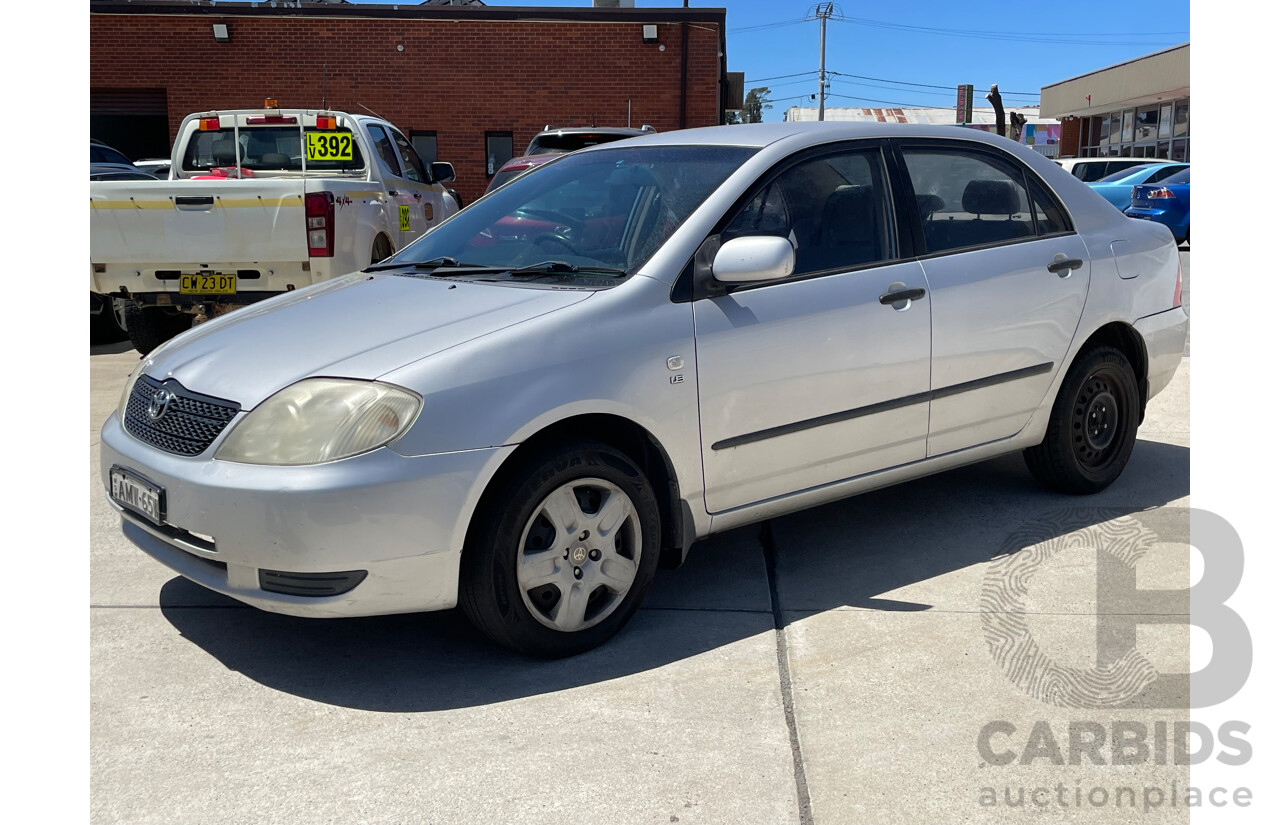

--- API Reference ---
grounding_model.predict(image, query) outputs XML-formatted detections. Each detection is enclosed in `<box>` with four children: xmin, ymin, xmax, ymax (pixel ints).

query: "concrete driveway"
<box><xmin>90</xmin><ymin>252</ymin><xmax>1190</xmax><ymax>824</ymax></box>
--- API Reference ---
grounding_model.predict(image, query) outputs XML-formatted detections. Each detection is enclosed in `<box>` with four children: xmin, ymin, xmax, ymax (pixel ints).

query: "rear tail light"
<box><xmin>315</xmin><ymin>113</ymin><xmax>338</xmax><ymax>130</ymax></box>
<box><xmin>198</xmin><ymin>117</ymin><xmax>220</xmax><ymax>131</ymax></box>
<box><xmin>1173</xmin><ymin>255</ymin><xmax>1183</xmax><ymax>308</ymax></box>
<box><xmin>1148</xmin><ymin>187</ymin><xmax>1176</xmax><ymax>199</ymax></box>
<box><xmin>305</xmin><ymin>191</ymin><xmax>335</xmax><ymax>258</ymax></box>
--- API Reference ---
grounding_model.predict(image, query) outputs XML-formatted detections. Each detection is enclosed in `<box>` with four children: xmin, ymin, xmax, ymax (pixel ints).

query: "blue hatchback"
<box><xmin>1087</xmin><ymin>162</ymin><xmax>1188</xmax><ymax>210</ymax></box>
<box><xmin>1124</xmin><ymin>167</ymin><xmax>1190</xmax><ymax>245</ymax></box>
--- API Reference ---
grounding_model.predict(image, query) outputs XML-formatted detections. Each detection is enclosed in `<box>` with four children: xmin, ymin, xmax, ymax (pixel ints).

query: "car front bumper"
<box><xmin>101</xmin><ymin>412</ymin><xmax>515</xmax><ymax>618</ymax></box>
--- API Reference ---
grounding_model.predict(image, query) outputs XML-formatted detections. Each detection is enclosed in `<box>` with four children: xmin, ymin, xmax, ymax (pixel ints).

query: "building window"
<box><xmin>485</xmin><ymin>131</ymin><xmax>513</xmax><ymax>177</ymax></box>
<box><xmin>410</xmin><ymin>130</ymin><xmax>438</xmax><ymax>165</ymax></box>
<box><xmin>1174</xmin><ymin>101</ymin><xmax>1189</xmax><ymax>138</ymax></box>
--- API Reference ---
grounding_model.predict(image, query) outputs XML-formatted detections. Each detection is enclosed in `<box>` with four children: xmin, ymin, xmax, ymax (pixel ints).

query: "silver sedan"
<box><xmin>101</xmin><ymin>122</ymin><xmax>1188</xmax><ymax>657</ymax></box>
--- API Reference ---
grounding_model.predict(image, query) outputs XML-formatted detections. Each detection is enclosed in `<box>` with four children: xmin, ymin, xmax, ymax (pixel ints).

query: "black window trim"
<box><xmin>889</xmin><ymin>137</ymin><xmax>1077</xmax><ymax>262</ymax></box>
<box><xmin>673</xmin><ymin>138</ymin><xmax>906</xmax><ymax>303</ymax></box>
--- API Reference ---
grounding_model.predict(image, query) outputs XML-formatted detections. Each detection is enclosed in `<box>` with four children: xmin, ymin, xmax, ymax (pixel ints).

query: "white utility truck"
<box><xmin>90</xmin><ymin>103</ymin><xmax>459</xmax><ymax>353</ymax></box>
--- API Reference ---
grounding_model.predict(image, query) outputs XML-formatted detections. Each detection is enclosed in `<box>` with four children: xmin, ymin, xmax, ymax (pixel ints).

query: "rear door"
<box><xmin>896</xmin><ymin>140</ymin><xmax>1090</xmax><ymax>457</ymax></box>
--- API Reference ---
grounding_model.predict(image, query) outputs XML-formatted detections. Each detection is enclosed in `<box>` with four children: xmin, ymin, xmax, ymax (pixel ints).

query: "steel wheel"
<box><xmin>1072</xmin><ymin>367</ymin><xmax>1128</xmax><ymax>470</ymax></box>
<box><xmin>516</xmin><ymin>478</ymin><xmax>642</xmax><ymax>632</ymax></box>
<box><xmin>1023</xmin><ymin>346</ymin><xmax>1140</xmax><ymax>495</ymax></box>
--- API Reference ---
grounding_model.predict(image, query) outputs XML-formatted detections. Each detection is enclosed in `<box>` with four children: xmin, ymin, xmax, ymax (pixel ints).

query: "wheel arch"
<box><xmin>464</xmin><ymin>413</ymin><xmax>694</xmax><ymax>570</ymax></box>
<box><xmin>1071</xmin><ymin>321</ymin><xmax>1150</xmax><ymax>418</ymax></box>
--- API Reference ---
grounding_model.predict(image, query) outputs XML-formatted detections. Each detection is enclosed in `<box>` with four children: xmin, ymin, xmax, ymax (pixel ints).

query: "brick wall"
<box><xmin>91</xmin><ymin>8</ymin><xmax>725</xmax><ymax>204</ymax></box>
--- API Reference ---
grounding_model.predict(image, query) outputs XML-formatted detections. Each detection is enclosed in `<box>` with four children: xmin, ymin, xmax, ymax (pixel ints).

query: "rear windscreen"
<box><xmin>181</xmin><ymin>127</ymin><xmax>366</xmax><ymax>173</ymax></box>
<box><xmin>526</xmin><ymin>133</ymin><xmax>634</xmax><ymax>155</ymax></box>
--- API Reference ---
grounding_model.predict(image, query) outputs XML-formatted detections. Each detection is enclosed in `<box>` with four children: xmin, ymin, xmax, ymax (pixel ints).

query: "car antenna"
<box><xmin>355</xmin><ymin>102</ymin><xmax>387</xmax><ymax>121</ymax></box>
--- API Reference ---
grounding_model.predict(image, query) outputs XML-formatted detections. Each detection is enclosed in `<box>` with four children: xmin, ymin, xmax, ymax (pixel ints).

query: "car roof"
<box><xmin>576</xmin><ymin>121</ymin><xmax>1046</xmax><ymax>152</ymax></box>
<box><xmin>533</xmin><ymin>125</ymin><xmax>654</xmax><ymax>137</ymax></box>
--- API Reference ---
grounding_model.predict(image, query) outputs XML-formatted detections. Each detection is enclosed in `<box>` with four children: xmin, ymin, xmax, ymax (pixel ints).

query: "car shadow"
<box><xmin>91</xmin><ymin>340</ymin><xmax>137</xmax><ymax>356</ymax></box>
<box><xmin>159</xmin><ymin>437</ymin><xmax>1189</xmax><ymax>712</ymax></box>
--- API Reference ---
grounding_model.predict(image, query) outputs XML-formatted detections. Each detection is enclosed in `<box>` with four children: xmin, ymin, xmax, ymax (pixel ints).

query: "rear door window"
<box><xmin>901</xmin><ymin>147</ymin><xmax>1036</xmax><ymax>254</ymax></box>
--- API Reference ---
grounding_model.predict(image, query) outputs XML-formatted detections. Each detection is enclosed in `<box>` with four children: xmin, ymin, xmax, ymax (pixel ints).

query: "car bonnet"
<box><xmin>140</xmin><ymin>272</ymin><xmax>595</xmax><ymax>409</ymax></box>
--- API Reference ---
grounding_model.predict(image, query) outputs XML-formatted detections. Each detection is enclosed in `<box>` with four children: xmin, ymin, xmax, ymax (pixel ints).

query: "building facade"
<box><xmin>783</xmin><ymin>106</ymin><xmax>1062</xmax><ymax>156</ymax></box>
<box><xmin>90</xmin><ymin>0</ymin><xmax>729</xmax><ymax>204</ymax></box>
<box><xmin>1039</xmin><ymin>44</ymin><xmax>1189</xmax><ymax>161</ymax></box>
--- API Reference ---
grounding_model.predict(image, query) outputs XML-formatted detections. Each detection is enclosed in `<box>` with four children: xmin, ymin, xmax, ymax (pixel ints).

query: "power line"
<box><xmin>729</xmin><ymin>18</ymin><xmax>807</xmax><ymax>34</ymax></box>
<box><xmin>744</xmin><ymin>71</ymin><xmax>818</xmax><ymax>84</ymax></box>
<box><xmin>830</xmin><ymin>71</ymin><xmax>1040</xmax><ymax>97</ymax></box>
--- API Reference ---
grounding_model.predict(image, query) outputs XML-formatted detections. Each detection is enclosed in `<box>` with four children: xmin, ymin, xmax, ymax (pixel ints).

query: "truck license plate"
<box><xmin>110</xmin><ymin>467</ymin><xmax>166</xmax><ymax>525</ymax></box>
<box><xmin>180</xmin><ymin>273</ymin><xmax>236</xmax><ymax>295</ymax></box>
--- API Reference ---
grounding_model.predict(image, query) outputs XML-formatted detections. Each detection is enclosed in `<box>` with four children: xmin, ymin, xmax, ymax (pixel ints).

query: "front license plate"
<box><xmin>180</xmin><ymin>273</ymin><xmax>236</xmax><ymax>295</ymax></box>
<box><xmin>110</xmin><ymin>467</ymin><xmax>165</xmax><ymax>525</ymax></box>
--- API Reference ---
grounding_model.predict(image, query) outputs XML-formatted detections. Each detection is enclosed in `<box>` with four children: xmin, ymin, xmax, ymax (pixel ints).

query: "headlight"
<box><xmin>116</xmin><ymin>358</ymin><xmax>149</xmax><ymax>421</ymax></box>
<box><xmin>215</xmin><ymin>378</ymin><xmax>422</xmax><ymax>465</ymax></box>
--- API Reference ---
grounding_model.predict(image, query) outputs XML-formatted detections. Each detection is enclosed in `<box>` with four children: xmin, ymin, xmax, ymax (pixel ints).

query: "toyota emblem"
<box><xmin>148</xmin><ymin>387</ymin><xmax>175</xmax><ymax>420</ymax></box>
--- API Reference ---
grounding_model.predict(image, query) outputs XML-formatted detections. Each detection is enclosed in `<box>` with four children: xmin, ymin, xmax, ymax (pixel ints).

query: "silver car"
<box><xmin>101</xmin><ymin>122</ymin><xmax>1188</xmax><ymax>657</ymax></box>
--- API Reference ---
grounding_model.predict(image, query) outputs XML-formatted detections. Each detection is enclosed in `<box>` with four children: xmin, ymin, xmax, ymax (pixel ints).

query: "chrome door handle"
<box><xmin>1047</xmin><ymin>257</ymin><xmax>1083</xmax><ymax>276</ymax></box>
<box><xmin>388</xmin><ymin>189</ymin><xmax>400</xmax><ymax>197</ymax></box>
<box><xmin>879</xmin><ymin>287</ymin><xmax>926</xmax><ymax>305</ymax></box>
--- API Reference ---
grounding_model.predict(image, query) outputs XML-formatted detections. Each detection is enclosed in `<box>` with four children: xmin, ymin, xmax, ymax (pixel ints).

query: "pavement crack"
<box><xmin>761</xmin><ymin>519</ymin><xmax>814</xmax><ymax>825</ymax></box>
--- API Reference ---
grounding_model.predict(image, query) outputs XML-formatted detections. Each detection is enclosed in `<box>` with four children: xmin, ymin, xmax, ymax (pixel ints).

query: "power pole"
<box><xmin>816</xmin><ymin>3</ymin><xmax>834</xmax><ymax>121</ymax></box>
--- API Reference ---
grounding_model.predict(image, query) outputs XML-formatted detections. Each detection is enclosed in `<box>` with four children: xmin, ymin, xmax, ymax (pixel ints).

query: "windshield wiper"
<box><xmin>364</xmin><ymin>256</ymin><xmax>491</xmax><ymax>273</ymax></box>
<box><xmin>508</xmin><ymin>261</ymin><xmax>627</xmax><ymax>277</ymax></box>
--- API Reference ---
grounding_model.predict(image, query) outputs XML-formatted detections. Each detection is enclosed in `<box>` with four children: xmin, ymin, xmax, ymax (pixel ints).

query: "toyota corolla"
<box><xmin>101</xmin><ymin>123</ymin><xmax>1188</xmax><ymax>657</ymax></box>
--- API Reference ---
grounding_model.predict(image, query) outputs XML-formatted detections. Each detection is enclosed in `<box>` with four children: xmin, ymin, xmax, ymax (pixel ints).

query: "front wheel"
<box><xmin>460</xmin><ymin>441</ymin><xmax>662</xmax><ymax>657</ymax></box>
<box><xmin>1024</xmin><ymin>346</ymin><xmax>1141</xmax><ymax>494</ymax></box>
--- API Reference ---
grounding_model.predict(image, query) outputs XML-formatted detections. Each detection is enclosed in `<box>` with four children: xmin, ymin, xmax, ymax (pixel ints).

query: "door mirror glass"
<box><xmin>712</xmin><ymin>235</ymin><xmax>796</xmax><ymax>284</ymax></box>
<box><xmin>430</xmin><ymin>162</ymin><xmax>456</xmax><ymax>185</ymax></box>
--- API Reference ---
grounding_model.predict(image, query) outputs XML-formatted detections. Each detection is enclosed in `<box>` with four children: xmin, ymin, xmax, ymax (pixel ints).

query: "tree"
<box><xmin>724</xmin><ymin>109</ymin><xmax>743</xmax><ymax>125</ymax></box>
<box><xmin>743</xmin><ymin>87</ymin><xmax>772</xmax><ymax>123</ymax></box>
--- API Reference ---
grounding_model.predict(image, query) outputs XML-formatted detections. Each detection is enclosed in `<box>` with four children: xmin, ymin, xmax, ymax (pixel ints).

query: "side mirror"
<box><xmin>430</xmin><ymin>162</ymin><xmax>456</xmax><ymax>185</ymax></box>
<box><xmin>712</xmin><ymin>235</ymin><xmax>795</xmax><ymax>284</ymax></box>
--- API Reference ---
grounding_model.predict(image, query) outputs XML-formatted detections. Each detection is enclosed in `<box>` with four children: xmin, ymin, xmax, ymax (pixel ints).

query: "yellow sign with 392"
<box><xmin>306</xmin><ymin>132</ymin><xmax>353</xmax><ymax>161</ymax></box>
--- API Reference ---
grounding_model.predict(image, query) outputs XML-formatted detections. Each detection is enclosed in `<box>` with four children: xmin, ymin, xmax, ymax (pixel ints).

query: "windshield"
<box><xmin>387</xmin><ymin>145</ymin><xmax>757</xmax><ymax>284</ymax></box>
<box><xmin>182</xmin><ymin>126</ymin><xmax>366</xmax><ymax>174</ymax></box>
<box><xmin>1164</xmin><ymin>168</ymin><xmax>1190</xmax><ymax>184</ymax></box>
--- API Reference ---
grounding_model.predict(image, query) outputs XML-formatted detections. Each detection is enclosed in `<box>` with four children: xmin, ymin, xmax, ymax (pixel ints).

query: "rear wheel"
<box><xmin>1024</xmin><ymin>346</ymin><xmax>1141</xmax><ymax>494</ymax></box>
<box><xmin>371</xmin><ymin>234</ymin><xmax>394</xmax><ymax>265</ymax></box>
<box><xmin>124</xmin><ymin>304</ymin><xmax>191</xmax><ymax>355</ymax></box>
<box><xmin>460</xmin><ymin>441</ymin><xmax>661</xmax><ymax>657</ymax></box>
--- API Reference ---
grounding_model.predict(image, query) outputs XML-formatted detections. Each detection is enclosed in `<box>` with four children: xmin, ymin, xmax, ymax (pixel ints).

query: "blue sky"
<box><xmin>348</xmin><ymin>1</ymin><xmax>1190</xmax><ymax>120</ymax></box>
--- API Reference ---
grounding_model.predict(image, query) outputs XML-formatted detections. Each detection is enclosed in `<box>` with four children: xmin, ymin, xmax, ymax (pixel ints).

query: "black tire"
<box><xmin>124</xmin><ymin>304</ymin><xmax>190</xmax><ymax>356</ymax></box>
<box><xmin>371</xmin><ymin>234</ymin><xmax>394</xmax><ymax>265</ymax></box>
<box><xmin>460</xmin><ymin>440</ymin><xmax>662</xmax><ymax>658</ymax></box>
<box><xmin>90</xmin><ymin>294</ymin><xmax>128</xmax><ymax>345</ymax></box>
<box><xmin>1024</xmin><ymin>346</ymin><xmax>1141</xmax><ymax>494</ymax></box>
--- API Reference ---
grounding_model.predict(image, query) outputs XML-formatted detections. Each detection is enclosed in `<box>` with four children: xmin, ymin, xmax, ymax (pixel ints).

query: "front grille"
<box><xmin>123</xmin><ymin>375</ymin><xmax>240</xmax><ymax>456</ymax></box>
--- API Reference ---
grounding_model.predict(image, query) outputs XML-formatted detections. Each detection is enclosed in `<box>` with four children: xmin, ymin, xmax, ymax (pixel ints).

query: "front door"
<box><xmin>695</xmin><ymin>146</ymin><xmax>932</xmax><ymax>514</ymax></box>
